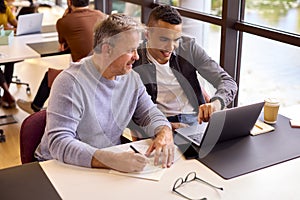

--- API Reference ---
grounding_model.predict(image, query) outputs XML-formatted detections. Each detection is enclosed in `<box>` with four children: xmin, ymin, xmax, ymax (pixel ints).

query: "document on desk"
<box><xmin>250</xmin><ymin>120</ymin><xmax>275</xmax><ymax>136</ymax></box>
<box><xmin>109</xmin><ymin>143</ymin><xmax>181</xmax><ymax>181</ymax></box>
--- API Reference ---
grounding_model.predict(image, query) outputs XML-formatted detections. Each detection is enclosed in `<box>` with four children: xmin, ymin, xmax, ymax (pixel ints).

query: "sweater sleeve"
<box><xmin>6</xmin><ymin>6</ymin><xmax>16</xmax><ymax>22</ymax></box>
<box><xmin>180</xmin><ymin>37</ymin><xmax>237</xmax><ymax>107</ymax></box>
<box><xmin>45</xmin><ymin>71</ymin><xmax>97</xmax><ymax>167</ymax></box>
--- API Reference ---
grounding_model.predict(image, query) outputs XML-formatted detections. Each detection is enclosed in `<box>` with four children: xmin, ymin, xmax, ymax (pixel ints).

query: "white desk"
<box><xmin>39</xmin><ymin>140</ymin><xmax>300</xmax><ymax>200</ymax></box>
<box><xmin>0</xmin><ymin>32</ymin><xmax>58</xmax><ymax>63</ymax></box>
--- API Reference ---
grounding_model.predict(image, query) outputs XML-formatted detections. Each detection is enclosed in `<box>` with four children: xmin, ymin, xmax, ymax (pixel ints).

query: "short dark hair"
<box><xmin>147</xmin><ymin>5</ymin><xmax>182</xmax><ymax>26</ymax></box>
<box><xmin>71</xmin><ymin>0</ymin><xmax>89</xmax><ymax>7</ymax></box>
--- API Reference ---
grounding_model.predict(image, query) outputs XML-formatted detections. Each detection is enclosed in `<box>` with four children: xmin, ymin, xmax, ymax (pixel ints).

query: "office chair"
<box><xmin>16</xmin><ymin>3</ymin><xmax>39</xmax><ymax>19</ymax></box>
<box><xmin>20</xmin><ymin>109</ymin><xmax>46</xmax><ymax>164</ymax></box>
<box><xmin>0</xmin><ymin>62</ymin><xmax>31</xmax><ymax>95</ymax></box>
<box><xmin>11</xmin><ymin>75</ymin><xmax>31</xmax><ymax>95</ymax></box>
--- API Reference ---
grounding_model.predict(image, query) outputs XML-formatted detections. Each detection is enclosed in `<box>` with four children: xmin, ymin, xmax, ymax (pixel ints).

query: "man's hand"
<box><xmin>92</xmin><ymin>150</ymin><xmax>149</xmax><ymax>173</ymax></box>
<box><xmin>58</xmin><ymin>43</ymin><xmax>69</xmax><ymax>52</ymax></box>
<box><xmin>171</xmin><ymin>122</ymin><xmax>189</xmax><ymax>131</ymax></box>
<box><xmin>198</xmin><ymin>99</ymin><xmax>222</xmax><ymax>123</ymax></box>
<box><xmin>145</xmin><ymin>126</ymin><xmax>174</xmax><ymax>168</ymax></box>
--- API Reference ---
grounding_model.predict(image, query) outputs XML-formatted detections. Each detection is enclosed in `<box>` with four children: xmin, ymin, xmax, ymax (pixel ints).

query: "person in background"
<box><xmin>17</xmin><ymin>0</ymin><xmax>107</xmax><ymax>113</ymax></box>
<box><xmin>5</xmin><ymin>0</ymin><xmax>16</xmax><ymax>15</ymax></box>
<box><xmin>0</xmin><ymin>0</ymin><xmax>17</xmax><ymax>30</ymax></box>
<box><xmin>0</xmin><ymin>0</ymin><xmax>18</xmax><ymax>108</ymax></box>
<box><xmin>133</xmin><ymin>5</ymin><xmax>237</xmax><ymax>130</ymax></box>
<box><xmin>35</xmin><ymin>13</ymin><xmax>174</xmax><ymax>172</ymax></box>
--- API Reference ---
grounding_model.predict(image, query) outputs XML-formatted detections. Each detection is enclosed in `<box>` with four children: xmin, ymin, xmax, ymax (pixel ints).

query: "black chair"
<box><xmin>0</xmin><ymin>63</ymin><xmax>31</xmax><ymax>95</ymax></box>
<box><xmin>0</xmin><ymin>129</ymin><xmax>5</xmax><ymax>142</ymax></box>
<box><xmin>16</xmin><ymin>3</ymin><xmax>39</xmax><ymax>20</ymax></box>
<box><xmin>11</xmin><ymin>75</ymin><xmax>31</xmax><ymax>95</ymax></box>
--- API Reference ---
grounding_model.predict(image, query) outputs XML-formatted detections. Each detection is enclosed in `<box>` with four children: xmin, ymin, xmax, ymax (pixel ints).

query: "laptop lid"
<box><xmin>174</xmin><ymin>102</ymin><xmax>265</xmax><ymax>158</ymax></box>
<box><xmin>16</xmin><ymin>13</ymin><xmax>44</xmax><ymax>36</ymax></box>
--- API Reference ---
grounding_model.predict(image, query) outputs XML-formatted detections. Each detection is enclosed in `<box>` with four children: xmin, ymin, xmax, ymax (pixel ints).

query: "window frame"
<box><xmin>95</xmin><ymin>0</ymin><xmax>300</xmax><ymax>106</ymax></box>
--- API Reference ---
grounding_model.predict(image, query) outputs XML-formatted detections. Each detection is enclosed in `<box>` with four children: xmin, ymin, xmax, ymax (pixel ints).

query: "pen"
<box><xmin>130</xmin><ymin>145</ymin><xmax>141</xmax><ymax>154</ymax></box>
<box><xmin>255</xmin><ymin>124</ymin><xmax>263</xmax><ymax>130</ymax></box>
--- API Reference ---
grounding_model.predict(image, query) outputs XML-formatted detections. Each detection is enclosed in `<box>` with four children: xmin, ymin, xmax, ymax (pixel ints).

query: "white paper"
<box><xmin>109</xmin><ymin>143</ymin><xmax>182</xmax><ymax>181</ymax></box>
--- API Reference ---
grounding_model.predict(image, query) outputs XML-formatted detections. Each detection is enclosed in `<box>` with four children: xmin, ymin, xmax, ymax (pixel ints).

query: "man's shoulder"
<box><xmin>177</xmin><ymin>35</ymin><xmax>202</xmax><ymax>54</ymax></box>
<box><xmin>179</xmin><ymin>35</ymin><xmax>196</xmax><ymax>46</ymax></box>
<box><xmin>58</xmin><ymin>9</ymin><xmax>105</xmax><ymax>20</ymax></box>
<box><xmin>73</xmin><ymin>9</ymin><xmax>106</xmax><ymax>17</ymax></box>
<box><xmin>88</xmin><ymin>9</ymin><xmax>105</xmax><ymax>14</ymax></box>
<box><xmin>56</xmin><ymin>9</ymin><xmax>105</xmax><ymax>29</ymax></box>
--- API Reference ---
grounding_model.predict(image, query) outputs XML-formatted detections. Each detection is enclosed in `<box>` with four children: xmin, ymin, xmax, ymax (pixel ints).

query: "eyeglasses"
<box><xmin>172</xmin><ymin>172</ymin><xmax>223</xmax><ymax>200</ymax></box>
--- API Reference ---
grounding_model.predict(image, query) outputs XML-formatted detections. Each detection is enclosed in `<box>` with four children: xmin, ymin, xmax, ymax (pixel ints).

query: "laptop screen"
<box><xmin>174</xmin><ymin>102</ymin><xmax>265</xmax><ymax>159</ymax></box>
<box><xmin>16</xmin><ymin>13</ymin><xmax>44</xmax><ymax>36</ymax></box>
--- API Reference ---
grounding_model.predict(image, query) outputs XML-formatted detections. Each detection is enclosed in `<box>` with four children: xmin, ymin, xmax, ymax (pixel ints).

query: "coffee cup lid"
<box><xmin>264</xmin><ymin>97</ymin><xmax>280</xmax><ymax>104</ymax></box>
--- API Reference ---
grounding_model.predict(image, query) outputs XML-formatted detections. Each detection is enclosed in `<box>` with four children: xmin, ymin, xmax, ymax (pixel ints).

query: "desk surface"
<box><xmin>1</xmin><ymin>132</ymin><xmax>300</xmax><ymax>200</ymax></box>
<box><xmin>0</xmin><ymin>32</ymin><xmax>58</xmax><ymax>63</ymax></box>
<box><xmin>38</xmin><ymin>140</ymin><xmax>300</xmax><ymax>200</ymax></box>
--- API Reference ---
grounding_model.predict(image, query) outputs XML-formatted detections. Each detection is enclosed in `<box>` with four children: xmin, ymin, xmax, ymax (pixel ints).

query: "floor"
<box><xmin>0</xmin><ymin>61</ymin><xmax>46</xmax><ymax>169</ymax></box>
<box><xmin>0</xmin><ymin>6</ymin><xmax>65</xmax><ymax>169</ymax></box>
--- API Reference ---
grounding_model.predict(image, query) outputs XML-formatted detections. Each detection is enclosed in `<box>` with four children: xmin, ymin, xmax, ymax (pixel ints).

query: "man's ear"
<box><xmin>102</xmin><ymin>43</ymin><xmax>111</xmax><ymax>54</ymax></box>
<box><xmin>144</xmin><ymin>30</ymin><xmax>149</xmax><ymax>40</ymax></box>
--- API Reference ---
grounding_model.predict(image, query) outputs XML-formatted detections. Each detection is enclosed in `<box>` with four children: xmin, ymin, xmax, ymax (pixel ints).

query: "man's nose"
<box><xmin>133</xmin><ymin>49</ymin><xmax>139</xmax><ymax>60</ymax></box>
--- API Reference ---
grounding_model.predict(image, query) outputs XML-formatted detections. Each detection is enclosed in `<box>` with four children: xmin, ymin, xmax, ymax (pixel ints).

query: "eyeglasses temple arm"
<box><xmin>196</xmin><ymin>178</ymin><xmax>224</xmax><ymax>191</ymax></box>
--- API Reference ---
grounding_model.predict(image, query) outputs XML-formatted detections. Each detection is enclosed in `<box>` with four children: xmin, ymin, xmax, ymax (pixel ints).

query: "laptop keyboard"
<box><xmin>188</xmin><ymin>133</ymin><xmax>204</xmax><ymax>144</ymax></box>
<box><xmin>175</xmin><ymin>123</ymin><xmax>208</xmax><ymax>145</ymax></box>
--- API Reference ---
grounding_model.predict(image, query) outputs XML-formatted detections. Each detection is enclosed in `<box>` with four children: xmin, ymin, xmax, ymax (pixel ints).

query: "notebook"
<box><xmin>15</xmin><ymin>13</ymin><xmax>44</xmax><ymax>36</ymax></box>
<box><xmin>174</xmin><ymin>102</ymin><xmax>265</xmax><ymax>159</ymax></box>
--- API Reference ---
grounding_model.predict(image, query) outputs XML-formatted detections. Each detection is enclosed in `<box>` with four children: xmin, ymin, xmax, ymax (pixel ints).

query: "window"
<box><xmin>156</xmin><ymin>0</ymin><xmax>223</xmax><ymax>17</ymax></box>
<box><xmin>182</xmin><ymin>17</ymin><xmax>221</xmax><ymax>62</ymax></box>
<box><xmin>244</xmin><ymin>0</ymin><xmax>300</xmax><ymax>35</ymax></box>
<box><xmin>182</xmin><ymin>17</ymin><xmax>221</xmax><ymax>96</ymax></box>
<box><xmin>112</xmin><ymin>0</ymin><xmax>141</xmax><ymax>22</ymax></box>
<box><xmin>239</xmin><ymin>33</ymin><xmax>300</xmax><ymax>118</ymax></box>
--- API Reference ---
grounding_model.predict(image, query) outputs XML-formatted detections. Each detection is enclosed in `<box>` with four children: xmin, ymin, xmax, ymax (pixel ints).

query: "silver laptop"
<box><xmin>175</xmin><ymin>102</ymin><xmax>264</xmax><ymax>157</ymax></box>
<box><xmin>16</xmin><ymin>13</ymin><xmax>44</xmax><ymax>36</ymax></box>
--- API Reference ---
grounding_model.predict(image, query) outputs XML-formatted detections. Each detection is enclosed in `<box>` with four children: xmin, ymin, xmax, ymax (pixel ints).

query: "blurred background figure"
<box><xmin>0</xmin><ymin>0</ymin><xmax>18</xmax><ymax>108</ymax></box>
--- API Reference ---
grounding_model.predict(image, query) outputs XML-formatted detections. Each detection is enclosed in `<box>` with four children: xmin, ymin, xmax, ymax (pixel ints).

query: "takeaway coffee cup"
<box><xmin>264</xmin><ymin>98</ymin><xmax>280</xmax><ymax>124</ymax></box>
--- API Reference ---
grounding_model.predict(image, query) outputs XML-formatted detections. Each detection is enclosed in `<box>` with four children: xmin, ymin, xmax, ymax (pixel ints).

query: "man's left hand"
<box><xmin>198</xmin><ymin>99</ymin><xmax>222</xmax><ymax>123</ymax></box>
<box><xmin>145</xmin><ymin>126</ymin><xmax>174</xmax><ymax>168</ymax></box>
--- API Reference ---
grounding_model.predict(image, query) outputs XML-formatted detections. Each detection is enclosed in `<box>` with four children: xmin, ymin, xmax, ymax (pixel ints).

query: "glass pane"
<box><xmin>239</xmin><ymin>33</ymin><xmax>300</xmax><ymax>119</ymax></box>
<box><xmin>244</xmin><ymin>0</ymin><xmax>300</xmax><ymax>35</ymax></box>
<box><xmin>156</xmin><ymin>0</ymin><xmax>223</xmax><ymax>17</ymax></box>
<box><xmin>112</xmin><ymin>0</ymin><xmax>141</xmax><ymax>22</ymax></box>
<box><xmin>182</xmin><ymin>17</ymin><xmax>221</xmax><ymax>95</ymax></box>
<box><xmin>182</xmin><ymin>17</ymin><xmax>221</xmax><ymax>63</ymax></box>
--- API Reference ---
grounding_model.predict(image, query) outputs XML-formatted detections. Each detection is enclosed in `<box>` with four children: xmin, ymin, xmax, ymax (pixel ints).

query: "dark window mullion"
<box><xmin>219</xmin><ymin>0</ymin><xmax>242</xmax><ymax>107</ymax></box>
<box><xmin>235</xmin><ymin>22</ymin><xmax>300</xmax><ymax>47</ymax></box>
<box><xmin>220</xmin><ymin>0</ymin><xmax>241</xmax><ymax>86</ymax></box>
<box><xmin>175</xmin><ymin>7</ymin><xmax>222</xmax><ymax>26</ymax></box>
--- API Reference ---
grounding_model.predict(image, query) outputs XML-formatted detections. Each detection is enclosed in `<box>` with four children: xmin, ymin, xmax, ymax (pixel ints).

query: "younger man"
<box><xmin>133</xmin><ymin>5</ymin><xmax>237</xmax><ymax>129</ymax></box>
